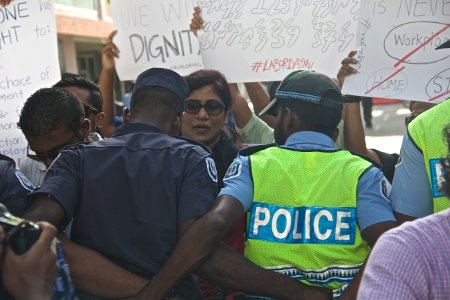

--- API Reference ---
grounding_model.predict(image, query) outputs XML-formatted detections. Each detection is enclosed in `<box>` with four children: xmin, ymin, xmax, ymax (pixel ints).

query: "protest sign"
<box><xmin>110</xmin><ymin>0</ymin><xmax>204</xmax><ymax>80</ymax></box>
<box><xmin>197</xmin><ymin>0</ymin><xmax>360</xmax><ymax>83</ymax></box>
<box><xmin>342</xmin><ymin>0</ymin><xmax>450</xmax><ymax>103</ymax></box>
<box><xmin>0</xmin><ymin>0</ymin><xmax>60</xmax><ymax>165</ymax></box>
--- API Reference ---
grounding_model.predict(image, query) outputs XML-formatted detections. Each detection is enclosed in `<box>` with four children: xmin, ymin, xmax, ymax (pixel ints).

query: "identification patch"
<box><xmin>205</xmin><ymin>157</ymin><xmax>218</xmax><ymax>183</ymax></box>
<box><xmin>248</xmin><ymin>203</ymin><xmax>357</xmax><ymax>245</ymax></box>
<box><xmin>224</xmin><ymin>160</ymin><xmax>242</xmax><ymax>180</ymax></box>
<box><xmin>15</xmin><ymin>170</ymin><xmax>34</xmax><ymax>191</ymax></box>
<box><xmin>429</xmin><ymin>158</ymin><xmax>445</xmax><ymax>198</ymax></box>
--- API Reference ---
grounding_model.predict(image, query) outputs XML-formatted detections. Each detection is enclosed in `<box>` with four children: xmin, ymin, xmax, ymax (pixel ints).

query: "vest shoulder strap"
<box><xmin>239</xmin><ymin>143</ymin><xmax>277</xmax><ymax>156</ymax></box>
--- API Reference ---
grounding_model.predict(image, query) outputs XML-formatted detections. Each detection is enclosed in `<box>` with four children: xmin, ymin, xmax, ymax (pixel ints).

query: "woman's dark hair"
<box><xmin>184</xmin><ymin>69</ymin><xmax>232</xmax><ymax>111</ymax></box>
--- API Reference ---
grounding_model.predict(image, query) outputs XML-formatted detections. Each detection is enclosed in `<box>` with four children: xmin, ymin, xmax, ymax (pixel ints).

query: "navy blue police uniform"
<box><xmin>29</xmin><ymin>122</ymin><xmax>218</xmax><ymax>299</ymax></box>
<box><xmin>0</xmin><ymin>154</ymin><xmax>33</xmax><ymax>216</ymax></box>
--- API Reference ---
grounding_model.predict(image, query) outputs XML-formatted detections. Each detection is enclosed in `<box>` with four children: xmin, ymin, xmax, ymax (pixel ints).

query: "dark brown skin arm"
<box><xmin>195</xmin><ymin>243</ymin><xmax>331</xmax><ymax>300</ymax></box>
<box><xmin>98</xmin><ymin>30</ymin><xmax>120</xmax><ymax>138</ymax></box>
<box><xmin>394</xmin><ymin>212</ymin><xmax>417</xmax><ymax>225</ymax></box>
<box><xmin>244</xmin><ymin>82</ymin><xmax>276</xmax><ymax>127</ymax></box>
<box><xmin>339</xmin><ymin>220</ymin><xmax>397</xmax><ymax>300</ymax></box>
<box><xmin>58</xmin><ymin>234</ymin><xmax>148</xmax><ymax>298</ymax></box>
<box><xmin>24</xmin><ymin>196</ymin><xmax>149</xmax><ymax>298</ymax></box>
<box><xmin>338</xmin><ymin>50</ymin><xmax>381</xmax><ymax>164</ymax></box>
<box><xmin>229</xmin><ymin>83</ymin><xmax>253</xmax><ymax>129</ymax></box>
<box><xmin>137</xmin><ymin>196</ymin><xmax>243</xmax><ymax>299</ymax></box>
<box><xmin>137</xmin><ymin>195</ymin><xmax>332</xmax><ymax>300</ymax></box>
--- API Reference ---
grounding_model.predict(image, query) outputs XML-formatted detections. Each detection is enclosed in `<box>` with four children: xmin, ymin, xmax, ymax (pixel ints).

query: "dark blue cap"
<box><xmin>260</xmin><ymin>70</ymin><xmax>343</xmax><ymax>116</ymax></box>
<box><xmin>133</xmin><ymin>68</ymin><xmax>188</xmax><ymax>106</ymax></box>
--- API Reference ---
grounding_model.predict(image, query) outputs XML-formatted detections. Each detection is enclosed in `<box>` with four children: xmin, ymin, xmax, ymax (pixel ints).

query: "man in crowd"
<box><xmin>18</xmin><ymin>88</ymin><xmax>91</xmax><ymax>169</ymax></box>
<box><xmin>358</xmin><ymin>123</ymin><xmax>450</xmax><ymax>299</ymax></box>
<box><xmin>389</xmin><ymin>39</ymin><xmax>450</xmax><ymax>224</ymax></box>
<box><xmin>53</xmin><ymin>73</ymin><xmax>105</xmax><ymax>141</ymax></box>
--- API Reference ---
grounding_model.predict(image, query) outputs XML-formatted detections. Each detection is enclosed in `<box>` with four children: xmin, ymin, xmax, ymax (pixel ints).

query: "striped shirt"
<box><xmin>358</xmin><ymin>208</ymin><xmax>450</xmax><ymax>299</ymax></box>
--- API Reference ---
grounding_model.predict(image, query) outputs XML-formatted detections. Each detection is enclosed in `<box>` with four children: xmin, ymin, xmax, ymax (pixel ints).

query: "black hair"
<box><xmin>279</xmin><ymin>90</ymin><xmax>342</xmax><ymax>137</ymax></box>
<box><xmin>53</xmin><ymin>73</ymin><xmax>103</xmax><ymax>112</ymax></box>
<box><xmin>18</xmin><ymin>87</ymin><xmax>85</xmax><ymax>139</ymax></box>
<box><xmin>184</xmin><ymin>69</ymin><xmax>232</xmax><ymax>111</ymax></box>
<box><xmin>130</xmin><ymin>86</ymin><xmax>181</xmax><ymax>122</ymax></box>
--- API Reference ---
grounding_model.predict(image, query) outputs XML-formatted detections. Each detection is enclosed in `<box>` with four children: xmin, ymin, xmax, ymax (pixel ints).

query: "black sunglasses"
<box><xmin>27</xmin><ymin>144</ymin><xmax>61</xmax><ymax>162</ymax></box>
<box><xmin>184</xmin><ymin>99</ymin><xmax>225</xmax><ymax>116</ymax></box>
<box><xmin>83</xmin><ymin>104</ymin><xmax>100</xmax><ymax>117</ymax></box>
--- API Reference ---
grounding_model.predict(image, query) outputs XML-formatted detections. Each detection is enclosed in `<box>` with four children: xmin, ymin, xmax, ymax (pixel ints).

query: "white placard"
<box><xmin>342</xmin><ymin>0</ymin><xmax>450</xmax><ymax>103</ymax></box>
<box><xmin>0</xmin><ymin>0</ymin><xmax>60</xmax><ymax>165</ymax></box>
<box><xmin>197</xmin><ymin>0</ymin><xmax>360</xmax><ymax>83</ymax></box>
<box><xmin>110</xmin><ymin>0</ymin><xmax>204</xmax><ymax>80</ymax></box>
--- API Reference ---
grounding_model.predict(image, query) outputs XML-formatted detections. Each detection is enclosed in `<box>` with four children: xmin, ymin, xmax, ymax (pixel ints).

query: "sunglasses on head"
<box><xmin>83</xmin><ymin>104</ymin><xmax>100</xmax><ymax>117</ymax></box>
<box><xmin>184</xmin><ymin>99</ymin><xmax>226</xmax><ymax>116</ymax></box>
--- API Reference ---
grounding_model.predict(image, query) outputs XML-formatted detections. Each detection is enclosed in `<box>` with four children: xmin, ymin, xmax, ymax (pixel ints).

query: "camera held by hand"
<box><xmin>0</xmin><ymin>203</ymin><xmax>41</xmax><ymax>255</ymax></box>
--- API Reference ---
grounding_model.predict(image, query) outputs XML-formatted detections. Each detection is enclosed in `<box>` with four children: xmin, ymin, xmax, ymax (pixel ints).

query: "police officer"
<box><xmin>146</xmin><ymin>70</ymin><xmax>397</xmax><ymax>299</ymax></box>
<box><xmin>0</xmin><ymin>154</ymin><xmax>33</xmax><ymax>216</ymax></box>
<box><xmin>390</xmin><ymin>39</ymin><xmax>450</xmax><ymax>224</ymax></box>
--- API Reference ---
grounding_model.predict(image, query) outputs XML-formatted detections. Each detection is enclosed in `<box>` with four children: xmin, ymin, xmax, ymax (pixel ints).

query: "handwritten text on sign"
<box><xmin>0</xmin><ymin>0</ymin><xmax>60</xmax><ymax>165</ymax></box>
<box><xmin>110</xmin><ymin>0</ymin><xmax>204</xmax><ymax>80</ymax></box>
<box><xmin>342</xmin><ymin>0</ymin><xmax>450</xmax><ymax>103</ymax></box>
<box><xmin>197</xmin><ymin>0</ymin><xmax>360</xmax><ymax>83</ymax></box>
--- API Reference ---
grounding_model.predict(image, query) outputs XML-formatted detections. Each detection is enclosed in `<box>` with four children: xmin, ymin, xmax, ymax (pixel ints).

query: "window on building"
<box><xmin>55</xmin><ymin>0</ymin><xmax>97</xmax><ymax>10</ymax></box>
<box><xmin>77</xmin><ymin>52</ymin><xmax>100</xmax><ymax>82</ymax></box>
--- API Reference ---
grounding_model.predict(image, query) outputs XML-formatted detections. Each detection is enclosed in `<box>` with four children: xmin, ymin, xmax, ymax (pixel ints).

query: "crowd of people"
<box><xmin>1</xmin><ymin>1</ymin><xmax>450</xmax><ymax>299</ymax></box>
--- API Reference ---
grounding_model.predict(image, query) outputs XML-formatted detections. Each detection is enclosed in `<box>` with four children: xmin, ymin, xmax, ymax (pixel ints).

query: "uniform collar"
<box><xmin>283</xmin><ymin>131</ymin><xmax>336</xmax><ymax>150</ymax></box>
<box><xmin>112</xmin><ymin>122</ymin><xmax>165</xmax><ymax>137</ymax></box>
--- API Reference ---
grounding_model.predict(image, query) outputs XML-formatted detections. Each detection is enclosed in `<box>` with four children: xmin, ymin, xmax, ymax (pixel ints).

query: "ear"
<box><xmin>122</xmin><ymin>107</ymin><xmax>131</xmax><ymax>124</ymax></box>
<box><xmin>283</xmin><ymin>107</ymin><xmax>298</xmax><ymax>135</ymax></box>
<box><xmin>332</xmin><ymin>127</ymin><xmax>339</xmax><ymax>142</ymax></box>
<box><xmin>95</xmin><ymin>112</ymin><xmax>105</xmax><ymax>128</ymax></box>
<box><xmin>80</xmin><ymin>118</ymin><xmax>91</xmax><ymax>141</ymax></box>
<box><xmin>172</xmin><ymin>115</ymin><xmax>181</xmax><ymax>136</ymax></box>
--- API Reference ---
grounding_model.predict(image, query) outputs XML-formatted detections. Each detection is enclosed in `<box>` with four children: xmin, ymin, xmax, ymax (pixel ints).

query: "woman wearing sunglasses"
<box><xmin>182</xmin><ymin>69</ymin><xmax>245</xmax><ymax>299</ymax></box>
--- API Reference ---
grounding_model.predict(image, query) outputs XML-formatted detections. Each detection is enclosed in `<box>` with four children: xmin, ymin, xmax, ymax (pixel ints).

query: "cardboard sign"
<box><xmin>110</xmin><ymin>0</ymin><xmax>204</xmax><ymax>80</ymax></box>
<box><xmin>197</xmin><ymin>0</ymin><xmax>360</xmax><ymax>83</ymax></box>
<box><xmin>342</xmin><ymin>0</ymin><xmax>450</xmax><ymax>103</ymax></box>
<box><xmin>0</xmin><ymin>0</ymin><xmax>60</xmax><ymax>165</ymax></box>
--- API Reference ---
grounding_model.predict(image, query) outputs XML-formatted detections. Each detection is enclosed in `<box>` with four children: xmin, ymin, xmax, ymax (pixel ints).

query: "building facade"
<box><xmin>55</xmin><ymin>0</ymin><xmax>113</xmax><ymax>82</ymax></box>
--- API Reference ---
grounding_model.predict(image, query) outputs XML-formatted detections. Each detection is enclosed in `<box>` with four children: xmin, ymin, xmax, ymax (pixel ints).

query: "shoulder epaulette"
<box><xmin>174</xmin><ymin>136</ymin><xmax>212</xmax><ymax>154</ymax></box>
<box><xmin>239</xmin><ymin>143</ymin><xmax>278</xmax><ymax>156</ymax></box>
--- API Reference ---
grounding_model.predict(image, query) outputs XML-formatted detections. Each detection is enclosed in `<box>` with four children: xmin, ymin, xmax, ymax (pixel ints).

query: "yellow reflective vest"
<box><xmin>408</xmin><ymin>99</ymin><xmax>450</xmax><ymax>213</ymax></box>
<box><xmin>245</xmin><ymin>147</ymin><xmax>373</xmax><ymax>298</ymax></box>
